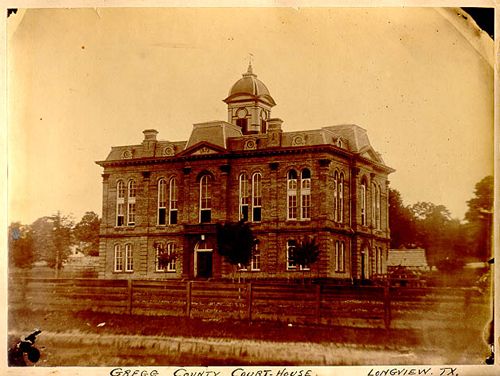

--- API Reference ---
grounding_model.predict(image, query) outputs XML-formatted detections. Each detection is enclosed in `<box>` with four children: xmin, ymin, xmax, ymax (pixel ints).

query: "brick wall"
<box><xmin>99</xmin><ymin>149</ymin><xmax>390</xmax><ymax>280</ymax></box>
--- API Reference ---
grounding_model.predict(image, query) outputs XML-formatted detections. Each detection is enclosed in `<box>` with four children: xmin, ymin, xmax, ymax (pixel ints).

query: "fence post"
<box><xmin>186</xmin><ymin>281</ymin><xmax>192</xmax><ymax>318</ymax></box>
<box><xmin>383</xmin><ymin>284</ymin><xmax>391</xmax><ymax>330</ymax></box>
<box><xmin>315</xmin><ymin>284</ymin><xmax>321</xmax><ymax>324</ymax></box>
<box><xmin>127</xmin><ymin>279</ymin><xmax>133</xmax><ymax>315</ymax></box>
<box><xmin>247</xmin><ymin>283</ymin><xmax>253</xmax><ymax>322</ymax></box>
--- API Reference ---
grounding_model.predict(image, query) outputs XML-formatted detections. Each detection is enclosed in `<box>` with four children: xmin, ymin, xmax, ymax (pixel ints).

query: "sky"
<box><xmin>6</xmin><ymin>6</ymin><xmax>494</xmax><ymax>225</ymax></box>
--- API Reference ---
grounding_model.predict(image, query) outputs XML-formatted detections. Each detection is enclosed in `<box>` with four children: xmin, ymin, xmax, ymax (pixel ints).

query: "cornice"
<box><xmin>96</xmin><ymin>144</ymin><xmax>393</xmax><ymax>174</ymax></box>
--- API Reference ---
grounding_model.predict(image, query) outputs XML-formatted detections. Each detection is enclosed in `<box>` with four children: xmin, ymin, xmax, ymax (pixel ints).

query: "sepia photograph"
<box><xmin>4</xmin><ymin>2</ymin><xmax>497</xmax><ymax>374</ymax></box>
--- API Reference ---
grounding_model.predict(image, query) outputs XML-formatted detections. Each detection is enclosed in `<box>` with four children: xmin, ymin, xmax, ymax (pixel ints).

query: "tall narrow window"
<box><xmin>252</xmin><ymin>173</ymin><xmax>262</xmax><ymax>222</ymax></box>
<box><xmin>335</xmin><ymin>241</ymin><xmax>345</xmax><ymax>272</ymax></box>
<box><xmin>333</xmin><ymin>171</ymin><xmax>338</xmax><ymax>221</ymax></box>
<box><xmin>301</xmin><ymin>169</ymin><xmax>311</xmax><ymax>220</ymax></box>
<box><xmin>251</xmin><ymin>243</ymin><xmax>261</xmax><ymax>271</ymax></box>
<box><xmin>200</xmin><ymin>175</ymin><xmax>212</xmax><ymax>223</ymax></box>
<box><xmin>169</xmin><ymin>178</ymin><xmax>178</xmax><ymax>225</ymax></box>
<box><xmin>125</xmin><ymin>243</ymin><xmax>133</xmax><ymax>272</ymax></box>
<box><xmin>166</xmin><ymin>242</ymin><xmax>176</xmax><ymax>272</ymax></box>
<box><xmin>340</xmin><ymin>241</ymin><xmax>345</xmax><ymax>272</ymax></box>
<box><xmin>239</xmin><ymin>173</ymin><xmax>249</xmax><ymax>221</ymax></box>
<box><xmin>158</xmin><ymin>179</ymin><xmax>167</xmax><ymax>225</ymax></box>
<box><xmin>376</xmin><ymin>186</ymin><xmax>381</xmax><ymax>230</ymax></box>
<box><xmin>360</xmin><ymin>179</ymin><xmax>367</xmax><ymax>226</ymax></box>
<box><xmin>287</xmin><ymin>170</ymin><xmax>298</xmax><ymax>220</ymax></box>
<box><xmin>156</xmin><ymin>242</ymin><xmax>166</xmax><ymax>272</ymax></box>
<box><xmin>114</xmin><ymin>244</ymin><xmax>123</xmax><ymax>272</ymax></box>
<box><xmin>372</xmin><ymin>182</ymin><xmax>377</xmax><ymax>227</ymax></box>
<box><xmin>376</xmin><ymin>247</ymin><xmax>384</xmax><ymax>274</ymax></box>
<box><xmin>339</xmin><ymin>173</ymin><xmax>344</xmax><ymax>223</ymax></box>
<box><xmin>127</xmin><ymin>180</ymin><xmax>136</xmax><ymax>226</ymax></box>
<box><xmin>286</xmin><ymin>239</ymin><xmax>297</xmax><ymax>270</ymax></box>
<box><xmin>116</xmin><ymin>181</ymin><xmax>125</xmax><ymax>227</ymax></box>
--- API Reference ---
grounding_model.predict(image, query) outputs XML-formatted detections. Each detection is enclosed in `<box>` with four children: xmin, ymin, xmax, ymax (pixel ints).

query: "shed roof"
<box><xmin>388</xmin><ymin>248</ymin><xmax>429</xmax><ymax>269</ymax></box>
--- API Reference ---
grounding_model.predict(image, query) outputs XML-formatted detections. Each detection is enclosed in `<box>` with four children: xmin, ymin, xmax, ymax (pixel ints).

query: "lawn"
<box><xmin>8</xmin><ymin>308</ymin><xmax>491</xmax><ymax>366</ymax></box>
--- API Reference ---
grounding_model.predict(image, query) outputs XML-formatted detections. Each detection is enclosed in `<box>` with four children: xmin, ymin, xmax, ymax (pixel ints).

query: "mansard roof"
<box><xmin>185</xmin><ymin>121</ymin><xmax>242</xmax><ymax>150</ymax></box>
<box><xmin>97</xmin><ymin>122</ymin><xmax>391</xmax><ymax>172</ymax></box>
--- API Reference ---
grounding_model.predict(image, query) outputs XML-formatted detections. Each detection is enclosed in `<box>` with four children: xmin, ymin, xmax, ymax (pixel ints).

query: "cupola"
<box><xmin>223</xmin><ymin>64</ymin><xmax>276</xmax><ymax>135</ymax></box>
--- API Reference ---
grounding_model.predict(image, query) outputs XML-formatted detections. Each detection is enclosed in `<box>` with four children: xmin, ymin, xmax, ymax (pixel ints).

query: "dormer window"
<box><xmin>335</xmin><ymin>138</ymin><xmax>345</xmax><ymax>148</ymax></box>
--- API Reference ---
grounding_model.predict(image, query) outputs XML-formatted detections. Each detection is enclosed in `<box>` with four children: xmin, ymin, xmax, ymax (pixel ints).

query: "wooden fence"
<box><xmin>8</xmin><ymin>278</ymin><xmax>490</xmax><ymax>330</ymax></box>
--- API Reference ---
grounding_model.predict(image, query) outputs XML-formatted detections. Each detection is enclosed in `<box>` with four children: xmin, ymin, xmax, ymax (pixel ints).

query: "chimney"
<box><xmin>142</xmin><ymin>129</ymin><xmax>158</xmax><ymax>152</ymax></box>
<box><xmin>267</xmin><ymin>118</ymin><xmax>283</xmax><ymax>132</ymax></box>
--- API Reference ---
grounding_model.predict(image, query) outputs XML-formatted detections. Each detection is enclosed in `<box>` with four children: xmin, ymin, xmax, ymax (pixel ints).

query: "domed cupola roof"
<box><xmin>223</xmin><ymin>64</ymin><xmax>276</xmax><ymax>107</ymax></box>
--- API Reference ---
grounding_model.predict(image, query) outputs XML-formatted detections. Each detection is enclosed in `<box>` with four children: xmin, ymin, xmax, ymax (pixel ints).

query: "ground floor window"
<box><xmin>125</xmin><ymin>244</ymin><xmax>133</xmax><ymax>272</ymax></box>
<box><xmin>286</xmin><ymin>240</ymin><xmax>297</xmax><ymax>270</ymax></box>
<box><xmin>251</xmin><ymin>243</ymin><xmax>261</xmax><ymax>271</ymax></box>
<box><xmin>114</xmin><ymin>244</ymin><xmax>123</xmax><ymax>272</ymax></box>
<box><xmin>114</xmin><ymin>244</ymin><xmax>133</xmax><ymax>272</ymax></box>
<box><xmin>375</xmin><ymin>247</ymin><xmax>384</xmax><ymax>275</ymax></box>
<box><xmin>286</xmin><ymin>239</ymin><xmax>312</xmax><ymax>271</ymax></box>
<box><xmin>156</xmin><ymin>242</ymin><xmax>177</xmax><ymax>272</ymax></box>
<box><xmin>335</xmin><ymin>241</ymin><xmax>345</xmax><ymax>272</ymax></box>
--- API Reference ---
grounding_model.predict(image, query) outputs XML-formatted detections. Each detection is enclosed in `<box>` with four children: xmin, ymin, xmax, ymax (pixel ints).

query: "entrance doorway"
<box><xmin>194</xmin><ymin>240</ymin><xmax>213</xmax><ymax>278</ymax></box>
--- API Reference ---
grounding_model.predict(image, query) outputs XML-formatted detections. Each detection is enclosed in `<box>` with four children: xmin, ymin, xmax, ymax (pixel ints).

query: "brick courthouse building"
<box><xmin>96</xmin><ymin>65</ymin><xmax>394</xmax><ymax>281</ymax></box>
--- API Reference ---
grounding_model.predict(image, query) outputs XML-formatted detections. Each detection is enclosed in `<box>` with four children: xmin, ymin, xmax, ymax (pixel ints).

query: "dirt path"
<box><xmin>9</xmin><ymin>330</ymin><xmax>452</xmax><ymax>366</ymax></box>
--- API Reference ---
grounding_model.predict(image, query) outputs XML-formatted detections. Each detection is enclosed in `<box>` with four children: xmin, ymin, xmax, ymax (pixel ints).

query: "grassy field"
<box><xmin>8</xmin><ymin>308</ymin><xmax>491</xmax><ymax>366</ymax></box>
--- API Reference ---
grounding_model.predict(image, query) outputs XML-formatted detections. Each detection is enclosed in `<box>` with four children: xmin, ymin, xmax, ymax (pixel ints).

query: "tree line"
<box><xmin>8</xmin><ymin>211</ymin><xmax>100</xmax><ymax>270</ymax></box>
<box><xmin>389</xmin><ymin>175</ymin><xmax>493</xmax><ymax>270</ymax></box>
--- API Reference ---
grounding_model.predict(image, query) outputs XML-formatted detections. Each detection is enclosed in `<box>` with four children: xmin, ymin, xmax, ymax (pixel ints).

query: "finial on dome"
<box><xmin>244</xmin><ymin>53</ymin><xmax>255</xmax><ymax>76</ymax></box>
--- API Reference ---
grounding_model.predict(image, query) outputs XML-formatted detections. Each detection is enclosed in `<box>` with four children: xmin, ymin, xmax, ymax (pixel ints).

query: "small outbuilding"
<box><xmin>387</xmin><ymin>248</ymin><xmax>430</xmax><ymax>272</ymax></box>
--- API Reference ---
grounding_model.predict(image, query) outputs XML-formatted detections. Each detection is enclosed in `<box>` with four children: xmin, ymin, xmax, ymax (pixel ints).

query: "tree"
<box><xmin>289</xmin><ymin>236</ymin><xmax>321</xmax><ymax>282</ymax></box>
<box><xmin>464</xmin><ymin>175</ymin><xmax>493</xmax><ymax>261</ymax></box>
<box><xmin>31</xmin><ymin>212</ymin><xmax>74</xmax><ymax>276</ymax></box>
<box><xmin>388</xmin><ymin>189</ymin><xmax>417</xmax><ymax>248</ymax></box>
<box><xmin>73</xmin><ymin>211</ymin><xmax>101</xmax><ymax>256</ymax></box>
<box><xmin>153</xmin><ymin>242</ymin><xmax>179</xmax><ymax>270</ymax></box>
<box><xmin>216</xmin><ymin>220</ymin><xmax>256</xmax><ymax>278</ymax></box>
<box><xmin>409</xmin><ymin>202</ymin><xmax>464</xmax><ymax>268</ymax></box>
<box><xmin>8</xmin><ymin>222</ymin><xmax>35</xmax><ymax>269</ymax></box>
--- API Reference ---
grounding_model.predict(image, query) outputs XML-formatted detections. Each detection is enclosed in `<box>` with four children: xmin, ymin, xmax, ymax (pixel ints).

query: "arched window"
<box><xmin>239</xmin><ymin>173</ymin><xmax>249</xmax><ymax>221</ymax></box>
<box><xmin>169</xmin><ymin>178</ymin><xmax>178</xmax><ymax>225</ymax></box>
<box><xmin>376</xmin><ymin>186</ymin><xmax>381</xmax><ymax>230</ymax></box>
<box><xmin>300</xmin><ymin>169</ymin><xmax>311</xmax><ymax>220</ymax></box>
<box><xmin>287</xmin><ymin>170</ymin><xmax>298</xmax><ymax>220</ymax></box>
<box><xmin>114</xmin><ymin>244</ymin><xmax>123</xmax><ymax>272</ymax></box>
<box><xmin>360</xmin><ymin>179</ymin><xmax>367</xmax><ymax>226</ymax></box>
<box><xmin>199</xmin><ymin>175</ymin><xmax>212</xmax><ymax>223</ymax></box>
<box><xmin>125</xmin><ymin>243</ymin><xmax>133</xmax><ymax>272</ymax></box>
<box><xmin>127</xmin><ymin>180</ymin><xmax>136</xmax><ymax>226</ymax></box>
<box><xmin>158</xmin><ymin>179</ymin><xmax>167</xmax><ymax>225</ymax></box>
<box><xmin>372</xmin><ymin>182</ymin><xmax>377</xmax><ymax>227</ymax></box>
<box><xmin>252</xmin><ymin>173</ymin><xmax>262</xmax><ymax>222</ymax></box>
<box><xmin>339</xmin><ymin>172</ymin><xmax>344</xmax><ymax>223</ymax></box>
<box><xmin>333</xmin><ymin>171</ymin><xmax>338</xmax><ymax>221</ymax></box>
<box><xmin>116</xmin><ymin>180</ymin><xmax>125</xmax><ymax>227</ymax></box>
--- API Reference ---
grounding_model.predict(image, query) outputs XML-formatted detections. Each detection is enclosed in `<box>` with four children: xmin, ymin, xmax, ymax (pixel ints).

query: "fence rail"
<box><xmin>8</xmin><ymin>277</ymin><xmax>489</xmax><ymax>330</ymax></box>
